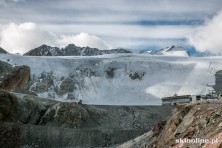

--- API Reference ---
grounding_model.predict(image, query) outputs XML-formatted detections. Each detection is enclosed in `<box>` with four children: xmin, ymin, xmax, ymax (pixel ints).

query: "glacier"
<box><xmin>0</xmin><ymin>53</ymin><xmax>221</xmax><ymax>105</ymax></box>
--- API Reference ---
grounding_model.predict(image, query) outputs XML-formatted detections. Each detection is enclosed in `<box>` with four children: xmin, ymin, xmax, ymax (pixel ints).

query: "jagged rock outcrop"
<box><xmin>30</xmin><ymin>72</ymin><xmax>54</xmax><ymax>93</ymax></box>
<box><xmin>0</xmin><ymin>47</ymin><xmax>7</xmax><ymax>54</ymax></box>
<box><xmin>119</xmin><ymin>100</ymin><xmax>222</xmax><ymax>148</ymax></box>
<box><xmin>24</xmin><ymin>44</ymin><xmax>132</xmax><ymax>56</ymax></box>
<box><xmin>0</xmin><ymin>61</ymin><xmax>30</xmax><ymax>91</ymax></box>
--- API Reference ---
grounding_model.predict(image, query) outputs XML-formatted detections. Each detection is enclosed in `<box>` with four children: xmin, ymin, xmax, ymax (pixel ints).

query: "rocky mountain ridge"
<box><xmin>24</xmin><ymin>44</ymin><xmax>132</xmax><ymax>56</ymax></box>
<box><xmin>0</xmin><ymin>47</ymin><xmax>7</xmax><ymax>54</ymax></box>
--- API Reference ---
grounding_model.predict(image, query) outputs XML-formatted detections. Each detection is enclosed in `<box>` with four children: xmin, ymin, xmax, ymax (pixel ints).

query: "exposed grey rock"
<box><xmin>59</xmin><ymin>78</ymin><xmax>76</xmax><ymax>92</ymax></box>
<box><xmin>105</xmin><ymin>67</ymin><xmax>116</xmax><ymax>78</ymax></box>
<box><xmin>29</xmin><ymin>72</ymin><xmax>54</xmax><ymax>93</ymax></box>
<box><xmin>129</xmin><ymin>72</ymin><xmax>145</xmax><ymax>80</ymax></box>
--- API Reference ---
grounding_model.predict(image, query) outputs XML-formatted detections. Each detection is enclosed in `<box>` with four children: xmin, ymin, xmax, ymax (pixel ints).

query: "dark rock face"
<box><xmin>30</xmin><ymin>73</ymin><xmax>54</xmax><ymax>93</ymax></box>
<box><xmin>59</xmin><ymin>78</ymin><xmax>76</xmax><ymax>92</ymax></box>
<box><xmin>0</xmin><ymin>124</ymin><xmax>21</xmax><ymax>148</ymax></box>
<box><xmin>105</xmin><ymin>67</ymin><xmax>116</xmax><ymax>78</ymax></box>
<box><xmin>61</xmin><ymin>44</ymin><xmax>82</xmax><ymax>55</ymax></box>
<box><xmin>0</xmin><ymin>91</ymin><xmax>17</xmax><ymax>122</ymax></box>
<box><xmin>0</xmin><ymin>47</ymin><xmax>7</xmax><ymax>54</ymax></box>
<box><xmin>23</xmin><ymin>44</ymin><xmax>61</xmax><ymax>56</ymax></box>
<box><xmin>129</xmin><ymin>72</ymin><xmax>145</xmax><ymax>80</ymax></box>
<box><xmin>0</xmin><ymin>60</ymin><xmax>12</xmax><ymax>75</ymax></box>
<box><xmin>0</xmin><ymin>91</ymin><xmax>49</xmax><ymax>124</ymax></box>
<box><xmin>24</xmin><ymin>44</ymin><xmax>132</xmax><ymax>56</ymax></box>
<box><xmin>0</xmin><ymin>64</ymin><xmax>30</xmax><ymax>92</ymax></box>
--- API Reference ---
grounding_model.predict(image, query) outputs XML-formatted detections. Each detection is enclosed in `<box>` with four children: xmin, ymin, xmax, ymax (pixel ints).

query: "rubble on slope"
<box><xmin>119</xmin><ymin>100</ymin><xmax>222</xmax><ymax>148</ymax></box>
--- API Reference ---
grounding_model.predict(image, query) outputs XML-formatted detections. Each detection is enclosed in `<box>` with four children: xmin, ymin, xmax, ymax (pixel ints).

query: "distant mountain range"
<box><xmin>140</xmin><ymin>45</ymin><xmax>190</xmax><ymax>57</ymax></box>
<box><xmin>23</xmin><ymin>44</ymin><xmax>132</xmax><ymax>56</ymax></box>
<box><xmin>0</xmin><ymin>44</ymin><xmax>190</xmax><ymax>57</ymax></box>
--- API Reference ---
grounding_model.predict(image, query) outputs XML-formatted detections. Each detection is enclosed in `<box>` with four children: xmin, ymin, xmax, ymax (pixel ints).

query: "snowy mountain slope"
<box><xmin>0</xmin><ymin>53</ymin><xmax>220</xmax><ymax>105</ymax></box>
<box><xmin>142</xmin><ymin>46</ymin><xmax>190</xmax><ymax>57</ymax></box>
<box><xmin>155</xmin><ymin>45</ymin><xmax>190</xmax><ymax>57</ymax></box>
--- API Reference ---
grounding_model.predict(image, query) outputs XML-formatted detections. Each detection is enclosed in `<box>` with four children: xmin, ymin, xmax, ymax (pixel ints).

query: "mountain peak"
<box><xmin>0</xmin><ymin>47</ymin><xmax>8</xmax><ymax>54</ymax></box>
<box><xmin>23</xmin><ymin>44</ymin><xmax>61</xmax><ymax>56</ymax></box>
<box><xmin>157</xmin><ymin>45</ymin><xmax>190</xmax><ymax>57</ymax></box>
<box><xmin>24</xmin><ymin>44</ymin><xmax>132</xmax><ymax>56</ymax></box>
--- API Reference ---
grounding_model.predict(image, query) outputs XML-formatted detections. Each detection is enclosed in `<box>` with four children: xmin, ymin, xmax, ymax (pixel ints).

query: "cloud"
<box><xmin>0</xmin><ymin>22</ymin><xmax>112</xmax><ymax>54</ymax></box>
<box><xmin>187</xmin><ymin>10</ymin><xmax>222</xmax><ymax>54</ymax></box>
<box><xmin>58</xmin><ymin>32</ymin><xmax>111</xmax><ymax>50</ymax></box>
<box><xmin>0</xmin><ymin>22</ymin><xmax>57</xmax><ymax>53</ymax></box>
<box><xmin>0</xmin><ymin>0</ymin><xmax>24</xmax><ymax>6</ymax></box>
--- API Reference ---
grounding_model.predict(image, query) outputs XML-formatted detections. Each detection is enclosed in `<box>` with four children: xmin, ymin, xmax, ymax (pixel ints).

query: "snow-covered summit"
<box><xmin>139</xmin><ymin>46</ymin><xmax>190</xmax><ymax>57</ymax></box>
<box><xmin>155</xmin><ymin>45</ymin><xmax>190</xmax><ymax>57</ymax></box>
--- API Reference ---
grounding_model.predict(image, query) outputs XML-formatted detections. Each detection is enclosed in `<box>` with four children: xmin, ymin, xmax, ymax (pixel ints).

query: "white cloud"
<box><xmin>0</xmin><ymin>22</ymin><xmax>57</xmax><ymax>53</ymax></box>
<box><xmin>187</xmin><ymin>10</ymin><xmax>222</xmax><ymax>54</ymax></box>
<box><xmin>58</xmin><ymin>32</ymin><xmax>111</xmax><ymax>50</ymax></box>
<box><xmin>0</xmin><ymin>0</ymin><xmax>24</xmax><ymax>6</ymax></box>
<box><xmin>42</xmin><ymin>24</ymin><xmax>194</xmax><ymax>39</ymax></box>
<box><xmin>0</xmin><ymin>22</ymin><xmax>112</xmax><ymax>54</ymax></box>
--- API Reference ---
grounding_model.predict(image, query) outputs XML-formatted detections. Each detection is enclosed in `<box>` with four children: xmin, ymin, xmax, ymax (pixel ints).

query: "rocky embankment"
<box><xmin>0</xmin><ymin>91</ymin><xmax>173</xmax><ymax>147</ymax></box>
<box><xmin>119</xmin><ymin>101</ymin><xmax>222</xmax><ymax>148</ymax></box>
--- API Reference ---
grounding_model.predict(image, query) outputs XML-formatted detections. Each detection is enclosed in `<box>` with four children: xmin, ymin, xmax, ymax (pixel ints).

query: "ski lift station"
<box><xmin>161</xmin><ymin>94</ymin><xmax>217</xmax><ymax>105</ymax></box>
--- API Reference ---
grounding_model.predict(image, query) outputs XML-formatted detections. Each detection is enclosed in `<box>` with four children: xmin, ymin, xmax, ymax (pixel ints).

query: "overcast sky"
<box><xmin>0</xmin><ymin>0</ymin><xmax>222</xmax><ymax>54</ymax></box>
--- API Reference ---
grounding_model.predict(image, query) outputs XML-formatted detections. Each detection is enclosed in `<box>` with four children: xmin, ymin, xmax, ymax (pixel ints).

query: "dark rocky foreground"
<box><xmin>0</xmin><ymin>122</ymin><xmax>145</xmax><ymax>148</ymax></box>
<box><xmin>0</xmin><ymin>91</ymin><xmax>173</xmax><ymax>147</ymax></box>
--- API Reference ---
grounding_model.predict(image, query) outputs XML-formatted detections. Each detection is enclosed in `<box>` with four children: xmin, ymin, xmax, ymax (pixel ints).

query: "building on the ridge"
<box><xmin>161</xmin><ymin>94</ymin><xmax>204</xmax><ymax>105</ymax></box>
